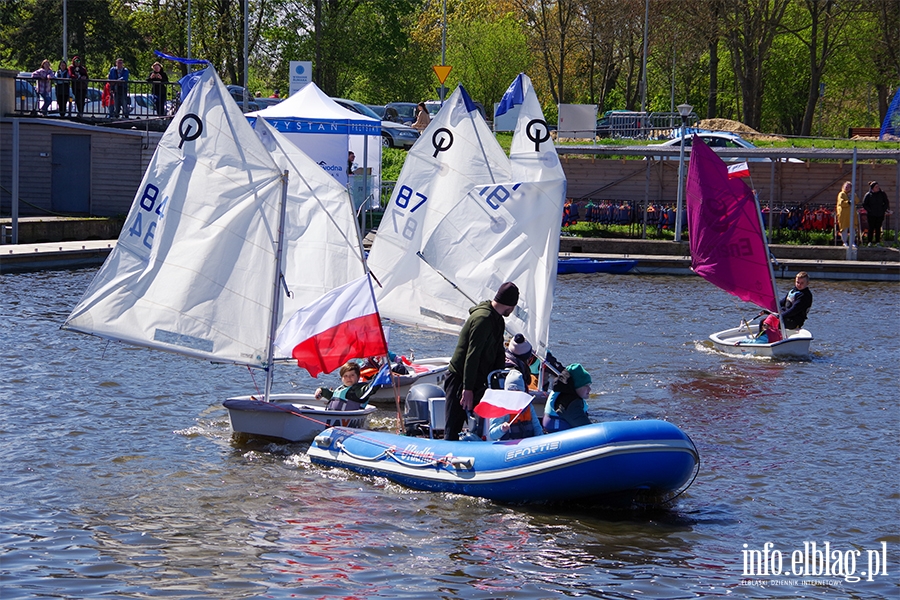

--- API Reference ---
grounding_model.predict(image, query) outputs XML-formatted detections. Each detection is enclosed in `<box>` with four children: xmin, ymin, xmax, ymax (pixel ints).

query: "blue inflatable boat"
<box><xmin>308</xmin><ymin>420</ymin><xmax>699</xmax><ymax>504</ymax></box>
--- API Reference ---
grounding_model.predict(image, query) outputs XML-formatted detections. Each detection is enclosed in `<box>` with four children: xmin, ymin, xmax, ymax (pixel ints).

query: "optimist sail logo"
<box><xmin>742</xmin><ymin>541</ymin><xmax>889</xmax><ymax>583</ymax></box>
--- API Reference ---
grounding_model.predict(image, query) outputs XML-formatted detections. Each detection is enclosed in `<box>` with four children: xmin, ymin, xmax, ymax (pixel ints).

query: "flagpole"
<box><xmin>264</xmin><ymin>171</ymin><xmax>291</xmax><ymax>402</ymax></box>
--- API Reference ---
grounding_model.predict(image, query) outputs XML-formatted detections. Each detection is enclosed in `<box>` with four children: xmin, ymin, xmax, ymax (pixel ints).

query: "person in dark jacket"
<box><xmin>778</xmin><ymin>271</ymin><xmax>813</xmax><ymax>330</ymax></box>
<box><xmin>68</xmin><ymin>55</ymin><xmax>89</xmax><ymax>117</ymax></box>
<box><xmin>443</xmin><ymin>282</ymin><xmax>519</xmax><ymax>440</ymax></box>
<box><xmin>863</xmin><ymin>181</ymin><xmax>891</xmax><ymax>246</ymax></box>
<box><xmin>147</xmin><ymin>61</ymin><xmax>169</xmax><ymax>116</ymax></box>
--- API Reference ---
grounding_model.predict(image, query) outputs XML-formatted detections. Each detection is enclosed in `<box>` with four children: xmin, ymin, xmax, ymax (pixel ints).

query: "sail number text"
<box><xmin>128</xmin><ymin>183</ymin><xmax>167</xmax><ymax>250</ymax></box>
<box><xmin>390</xmin><ymin>185</ymin><xmax>428</xmax><ymax>240</ymax></box>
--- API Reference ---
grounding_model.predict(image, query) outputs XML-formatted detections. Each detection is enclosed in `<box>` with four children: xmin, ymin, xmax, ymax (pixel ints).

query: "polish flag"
<box><xmin>474</xmin><ymin>389</ymin><xmax>535</xmax><ymax>419</ymax></box>
<box><xmin>274</xmin><ymin>275</ymin><xmax>388</xmax><ymax>378</ymax></box>
<box><xmin>727</xmin><ymin>162</ymin><xmax>751</xmax><ymax>179</ymax></box>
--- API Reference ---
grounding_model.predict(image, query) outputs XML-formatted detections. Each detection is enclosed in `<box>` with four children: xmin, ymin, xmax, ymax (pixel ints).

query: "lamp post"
<box><xmin>674</xmin><ymin>103</ymin><xmax>693</xmax><ymax>242</ymax></box>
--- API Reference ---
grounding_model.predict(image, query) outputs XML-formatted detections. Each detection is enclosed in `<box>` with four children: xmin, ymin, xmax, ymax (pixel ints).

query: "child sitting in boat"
<box><xmin>487</xmin><ymin>371</ymin><xmax>543</xmax><ymax>441</ymax></box>
<box><xmin>542</xmin><ymin>363</ymin><xmax>592</xmax><ymax>433</ymax></box>
<box><xmin>315</xmin><ymin>362</ymin><xmax>376</xmax><ymax>411</ymax></box>
<box><xmin>739</xmin><ymin>313</ymin><xmax>783</xmax><ymax>345</ymax></box>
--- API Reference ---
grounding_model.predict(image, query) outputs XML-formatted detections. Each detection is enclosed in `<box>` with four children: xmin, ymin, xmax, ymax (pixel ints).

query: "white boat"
<box><xmin>685</xmin><ymin>138</ymin><xmax>813</xmax><ymax>358</ymax></box>
<box><xmin>225</xmin><ymin>394</ymin><xmax>376</xmax><ymax>443</ymax></box>
<box><xmin>708</xmin><ymin>324</ymin><xmax>813</xmax><ymax>358</ymax></box>
<box><xmin>363</xmin><ymin>356</ymin><xmax>451</xmax><ymax>405</ymax></box>
<box><xmin>62</xmin><ymin>67</ymin><xmax>376</xmax><ymax>441</ymax></box>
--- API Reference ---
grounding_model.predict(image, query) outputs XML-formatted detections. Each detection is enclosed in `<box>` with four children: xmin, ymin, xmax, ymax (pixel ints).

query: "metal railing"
<box><xmin>12</xmin><ymin>76</ymin><xmax>183</xmax><ymax>120</ymax></box>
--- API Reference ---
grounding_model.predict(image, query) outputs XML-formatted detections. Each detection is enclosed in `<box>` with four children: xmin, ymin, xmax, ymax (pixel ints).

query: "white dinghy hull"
<box><xmin>365</xmin><ymin>357</ymin><xmax>450</xmax><ymax>405</ymax></box>
<box><xmin>224</xmin><ymin>394</ymin><xmax>377</xmax><ymax>443</ymax></box>
<box><xmin>709</xmin><ymin>324</ymin><xmax>813</xmax><ymax>358</ymax></box>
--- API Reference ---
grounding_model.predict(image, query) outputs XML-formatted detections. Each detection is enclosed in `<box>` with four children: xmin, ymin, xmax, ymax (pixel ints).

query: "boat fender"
<box><xmin>313</xmin><ymin>433</ymin><xmax>333</xmax><ymax>449</ymax></box>
<box><xmin>449</xmin><ymin>456</ymin><xmax>475</xmax><ymax>470</ymax></box>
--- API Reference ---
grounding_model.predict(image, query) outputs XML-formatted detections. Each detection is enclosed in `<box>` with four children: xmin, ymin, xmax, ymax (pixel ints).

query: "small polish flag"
<box><xmin>474</xmin><ymin>389</ymin><xmax>535</xmax><ymax>419</ymax></box>
<box><xmin>727</xmin><ymin>162</ymin><xmax>751</xmax><ymax>179</ymax></box>
<box><xmin>274</xmin><ymin>275</ymin><xmax>387</xmax><ymax>378</ymax></box>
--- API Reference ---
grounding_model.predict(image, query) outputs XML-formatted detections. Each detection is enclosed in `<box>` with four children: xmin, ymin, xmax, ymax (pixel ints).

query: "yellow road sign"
<box><xmin>433</xmin><ymin>65</ymin><xmax>452</xmax><ymax>84</ymax></box>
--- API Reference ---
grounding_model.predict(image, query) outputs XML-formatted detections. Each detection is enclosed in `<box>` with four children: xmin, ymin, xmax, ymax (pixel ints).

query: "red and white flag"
<box><xmin>474</xmin><ymin>389</ymin><xmax>534</xmax><ymax>419</ymax></box>
<box><xmin>274</xmin><ymin>275</ymin><xmax>387</xmax><ymax>377</ymax></box>
<box><xmin>726</xmin><ymin>162</ymin><xmax>751</xmax><ymax>179</ymax></box>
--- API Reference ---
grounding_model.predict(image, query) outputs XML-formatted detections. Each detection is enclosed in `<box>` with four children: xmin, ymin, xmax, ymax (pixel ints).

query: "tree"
<box><xmin>445</xmin><ymin>14</ymin><xmax>530</xmax><ymax>108</ymax></box>
<box><xmin>724</xmin><ymin>0</ymin><xmax>790</xmax><ymax>130</ymax></box>
<box><xmin>0</xmin><ymin>0</ymin><xmax>145</xmax><ymax>77</ymax></box>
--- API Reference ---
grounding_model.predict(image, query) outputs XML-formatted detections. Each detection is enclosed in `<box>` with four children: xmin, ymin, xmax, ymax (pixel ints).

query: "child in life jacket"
<box><xmin>542</xmin><ymin>363</ymin><xmax>592</xmax><ymax>433</ymax></box>
<box><xmin>487</xmin><ymin>371</ymin><xmax>543</xmax><ymax>441</ymax></box>
<box><xmin>315</xmin><ymin>362</ymin><xmax>375</xmax><ymax>411</ymax></box>
<box><xmin>740</xmin><ymin>313</ymin><xmax>783</xmax><ymax>345</ymax></box>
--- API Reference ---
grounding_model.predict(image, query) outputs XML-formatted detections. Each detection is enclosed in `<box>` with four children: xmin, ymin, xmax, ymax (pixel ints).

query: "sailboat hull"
<box><xmin>709</xmin><ymin>325</ymin><xmax>813</xmax><ymax>358</ymax></box>
<box><xmin>365</xmin><ymin>357</ymin><xmax>450</xmax><ymax>405</ymax></box>
<box><xmin>307</xmin><ymin>420</ymin><xmax>699</xmax><ymax>504</ymax></box>
<box><xmin>224</xmin><ymin>394</ymin><xmax>377</xmax><ymax>443</ymax></box>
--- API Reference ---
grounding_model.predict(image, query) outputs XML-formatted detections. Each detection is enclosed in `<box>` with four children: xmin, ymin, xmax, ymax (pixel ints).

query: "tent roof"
<box><xmin>247</xmin><ymin>82</ymin><xmax>377</xmax><ymax>124</ymax></box>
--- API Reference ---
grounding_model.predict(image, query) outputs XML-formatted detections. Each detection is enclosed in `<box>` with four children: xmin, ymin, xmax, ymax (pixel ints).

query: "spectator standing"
<box><xmin>31</xmin><ymin>60</ymin><xmax>53</xmax><ymax>115</ymax></box>
<box><xmin>412</xmin><ymin>102</ymin><xmax>431</xmax><ymax>132</ymax></box>
<box><xmin>54</xmin><ymin>59</ymin><xmax>71</xmax><ymax>117</ymax></box>
<box><xmin>107</xmin><ymin>58</ymin><xmax>130</xmax><ymax>118</ymax></box>
<box><xmin>147</xmin><ymin>62</ymin><xmax>169</xmax><ymax>116</ymax></box>
<box><xmin>835</xmin><ymin>181</ymin><xmax>860</xmax><ymax>248</ymax></box>
<box><xmin>862</xmin><ymin>181</ymin><xmax>892</xmax><ymax>246</ymax></box>
<box><xmin>68</xmin><ymin>55</ymin><xmax>89</xmax><ymax>117</ymax></box>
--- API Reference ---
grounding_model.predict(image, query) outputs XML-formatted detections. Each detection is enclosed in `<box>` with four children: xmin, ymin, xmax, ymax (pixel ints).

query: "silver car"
<box><xmin>654</xmin><ymin>131</ymin><xmax>803</xmax><ymax>162</ymax></box>
<box><xmin>332</xmin><ymin>97</ymin><xmax>420</xmax><ymax>149</ymax></box>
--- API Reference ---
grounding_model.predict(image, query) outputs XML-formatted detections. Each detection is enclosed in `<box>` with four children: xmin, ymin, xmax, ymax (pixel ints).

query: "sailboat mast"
<box><xmin>754</xmin><ymin>191</ymin><xmax>786</xmax><ymax>339</ymax></box>
<box><xmin>264</xmin><ymin>171</ymin><xmax>291</xmax><ymax>401</ymax></box>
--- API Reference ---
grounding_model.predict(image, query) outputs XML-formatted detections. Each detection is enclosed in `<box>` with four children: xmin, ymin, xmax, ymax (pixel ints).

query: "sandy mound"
<box><xmin>697</xmin><ymin>118</ymin><xmax>788</xmax><ymax>141</ymax></box>
<box><xmin>697</xmin><ymin>118</ymin><xmax>759</xmax><ymax>134</ymax></box>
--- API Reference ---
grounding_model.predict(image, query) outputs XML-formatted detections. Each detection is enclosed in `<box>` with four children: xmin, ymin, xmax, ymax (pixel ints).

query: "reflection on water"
<box><xmin>1</xmin><ymin>269</ymin><xmax>897</xmax><ymax>598</ymax></box>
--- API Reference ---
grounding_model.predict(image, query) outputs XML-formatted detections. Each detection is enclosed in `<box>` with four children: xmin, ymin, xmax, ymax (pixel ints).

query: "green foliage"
<box><xmin>444</xmin><ymin>13</ymin><xmax>530</xmax><ymax>108</ymax></box>
<box><xmin>381</xmin><ymin>148</ymin><xmax>408</xmax><ymax>181</ymax></box>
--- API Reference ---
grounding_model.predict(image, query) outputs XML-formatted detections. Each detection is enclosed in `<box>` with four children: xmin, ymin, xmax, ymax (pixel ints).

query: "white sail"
<box><xmin>367</xmin><ymin>79</ymin><xmax>565</xmax><ymax>355</ymax></box>
<box><xmin>507</xmin><ymin>73</ymin><xmax>567</xmax><ymax>184</ymax></box>
<box><xmin>252</xmin><ymin>118</ymin><xmax>368</xmax><ymax>360</ymax></box>
<box><xmin>367</xmin><ymin>85</ymin><xmax>511</xmax><ymax>332</ymax></box>
<box><xmin>417</xmin><ymin>179</ymin><xmax>565</xmax><ymax>355</ymax></box>
<box><xmin>64</xmin><ymin>68</ymin><xmax>287</xmax><ymax>367</ymax></box>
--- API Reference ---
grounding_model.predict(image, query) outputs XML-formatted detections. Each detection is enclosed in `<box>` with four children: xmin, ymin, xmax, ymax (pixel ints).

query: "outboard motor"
<box><xmin>404</xmin><ymin>383</ymin><xmax>444</xmax><ymax>436</ymax></box>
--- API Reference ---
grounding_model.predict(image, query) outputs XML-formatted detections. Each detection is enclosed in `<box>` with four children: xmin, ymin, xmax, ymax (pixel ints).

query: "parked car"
<box><xmin>424</xmin><ymin>98</ymin><xmax>488</xmax><ymax>122</ymax></box>
<box><xmin>331</xmin><ymin>97</ymin><xmax>420</xmax><ymax>149</ymax></box>
<box><xmin>596</xmin><ymin>110</ymin><xmax>644</xmax><ymax>138</ymax></box>
<box><xmin>366</xmin><ymin>104</ymin><xmax>386</xmax><ymax>118</ymax></box>
<box><xmin>15</xmin><ymin>77</ymin><xmax>39</xmax><ymax>112</ymax></box>
<box><xmin>225</xmin><ymin>85</ymin><xmax>261</xmax><ymax>112</ymax></box>
<box><xmin>383</xmin><ymin>101</ymin><xmax>417</xmax><ymax>124</ymax></box>
<box><xmin>82</xmin><ymin>93</ymin><xmax>163</xmax><ymax>118</ymax></box>
<box><xmin>653</xmin><ymin>131</ymin><xmax>803</xmax><ymax>162</ymax></box>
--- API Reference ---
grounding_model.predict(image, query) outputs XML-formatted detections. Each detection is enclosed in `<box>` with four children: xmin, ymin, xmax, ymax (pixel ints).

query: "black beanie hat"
<box><xmin>494</xmin><ymin>281</ymin><xmax>519</xmax><ymax>306</ymax></box>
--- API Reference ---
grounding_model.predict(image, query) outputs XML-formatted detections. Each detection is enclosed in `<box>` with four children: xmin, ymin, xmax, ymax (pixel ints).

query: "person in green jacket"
<box><xmin>443</xmin><ymin>281</ymin><xmax>520</xmax><ymax>440</ymax></box>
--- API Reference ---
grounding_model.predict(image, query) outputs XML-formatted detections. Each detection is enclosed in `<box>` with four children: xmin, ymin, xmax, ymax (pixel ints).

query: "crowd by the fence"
<box><xmin>562</xmin><ymin>199</ymin><xmax>890</xmax><ymax>242</ymax></box>
<box><xmin>15</xmin><ymin>63</ymin><xmax>182</xmax><ymax>120</ymax></box>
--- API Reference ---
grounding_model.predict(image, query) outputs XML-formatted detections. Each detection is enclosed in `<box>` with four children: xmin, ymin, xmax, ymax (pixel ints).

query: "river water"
<box><xmin>1</xmin><ymin>269</ymin><xmax>897</xmax><ymax>599</ymax></box>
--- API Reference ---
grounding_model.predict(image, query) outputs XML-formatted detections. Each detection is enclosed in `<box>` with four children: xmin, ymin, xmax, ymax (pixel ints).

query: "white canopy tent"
<box><xmin>247</xmin><ymin>82</ymin><xmax>381</xmax><ymax>210</ymax></box>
